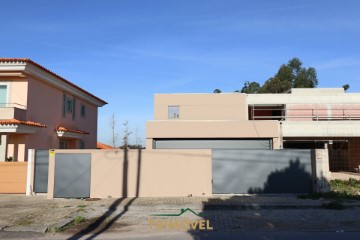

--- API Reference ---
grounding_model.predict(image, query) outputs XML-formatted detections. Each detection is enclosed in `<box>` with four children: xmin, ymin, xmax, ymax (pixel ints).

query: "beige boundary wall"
<box><xmin>47</xmin><ymin>149</ymin><xmax>212</xmax><ymax>199</ymax></box>
<box><xmin>0</xmin><ymin>162</ymin><xmax>27</xmax><ymax>193</ymax></box>
<box><xmin>26</xmin><ymin>148</ymin><xmax>330</xmax><ymax>199</ymax></box>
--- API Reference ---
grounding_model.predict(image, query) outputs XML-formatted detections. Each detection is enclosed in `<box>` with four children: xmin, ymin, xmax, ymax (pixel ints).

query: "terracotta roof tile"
<box><xmin>0</xmin><ymin>58</ymin><xmax>107</xmax><ymax>105</ymax></box>
<box><xmin>56</xmin><ymin>126</ymin><xmax>89</xmax><ymax>134</ymax></box>
<box><xmin>0</xmin><ymin>119</ymin><xmax>47</xmax><ymax>128</ymax></box>
<box><xmin>97</xmin><ymin>142</ymin><xmax>114</xmax><ymax>149</ymax></box>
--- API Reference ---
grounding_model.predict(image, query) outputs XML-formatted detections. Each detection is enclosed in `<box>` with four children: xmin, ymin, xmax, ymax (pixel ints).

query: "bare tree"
<box><xmin>122</xmin><ymin>120</ymin><xmax>132</xmax><ymax>148</ymax></box>
<box><xmin>135</xmin><ymin>127</ymin><xmax>142</xmax><ymax>149</ymax></box>
<box><xmin>109</xmin><ymin>114</ymin><xmax>119</xmax><ymax>148</ymax></box>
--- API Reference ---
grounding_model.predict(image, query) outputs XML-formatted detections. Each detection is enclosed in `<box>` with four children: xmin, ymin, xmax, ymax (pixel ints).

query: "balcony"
<box><xmin>249</xmin><ymin>104</ymin><xmax>360</xmax><ymax>121</ymax></box>
<box><xmin>0</xmin><ymin>103</ymin><xmax>27</xmax><ymax>120</ymax></box>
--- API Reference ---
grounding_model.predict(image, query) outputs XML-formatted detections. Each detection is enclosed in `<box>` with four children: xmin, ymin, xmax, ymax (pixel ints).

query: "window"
<box><xmin>79</xmin><ymin>140</ymin><xmax>85</xmax><ymax>149</ymax></box>
<box><xmin>63</xmin><ymin>93</ymin><xmax>66</xmax><ymax>117</ymax></box>
<box><xmin>0</xmin><ymin>85</ymin><xmax>8</xmax><ymax>107</ymax></box>
<box><xmin>72</xmin><ymin>98</ymin><xmax>76</xmax><ymax>120</ymax></box>
<box><xmin>168</xmin><ymin>106</ymin><xmax>180</xmax><ymax>119</ymax></box>
<box><xmin>59</xmin><ymin>140</ymin><xmax>69</xmax><ymax>149</ymax></box>
<box><xmin>80</xmin><ymin>104</ymin><xmax>86</xmax><ymax>117</ymax></box>
<box><xmin>66</xmin><ymin>99</ymin><xmax>73</xmax><ymax>113</ymax></box>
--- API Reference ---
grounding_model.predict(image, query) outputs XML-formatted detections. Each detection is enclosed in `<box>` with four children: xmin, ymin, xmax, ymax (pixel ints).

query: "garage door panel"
<box><xmin>213</xmin><ymin>149</ymin><xmax>313</xmax><ymax>194</ymax></box>
<box><xmin>54</xmin><ymin>153</ymin><xmax>91</xmax><ymax>198</ymax></box>
<box><xmin>154</xmin><ymin>139</ymin><xmax>272</xmax><ymax>149</ymax></box>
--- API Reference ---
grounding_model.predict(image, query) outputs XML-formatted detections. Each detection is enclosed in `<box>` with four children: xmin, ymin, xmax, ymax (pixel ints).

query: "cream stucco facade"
<box><xmin>147</xmin><ymin>88</ymin><xmax>360</xmax><ymax>172</ymax></box>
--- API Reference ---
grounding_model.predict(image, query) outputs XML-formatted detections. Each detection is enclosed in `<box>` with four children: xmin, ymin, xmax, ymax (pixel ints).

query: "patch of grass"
<box><xmin>104</xmin><ymin>216</ymin><xmax>112</xmax><ymax>223</ymax></box>
<box><xmin>298</xmin><ymin>178</ymin><xmax>360</xmax><ymax>201</ymax></box>
<box><xmin>63</xmin><ymin>205</ymin><xmax>71</xmax><ymax>208</ymax></box>
<box><xmin>47</xmin><ymin>216</ymin><xmax>86</xmax><ymax>233</ymax></box>
<box><xmin>47</xmin><ymin>226</ymin><xmax>61</xmax><ymax>233</ymax></box>
<box><xmin>331</xmin><ymin>178</ymin><xmax>360</xmax><ymax>195</ymax></box>
<box><xmin>77</xmin><ymin>205</ymin><xmax>87</xmax><ymax>212</ymax></box>
<box><xmin>17</xmin><ymin>219</ymin><xmax>34</xmax><ymax>226</ymax></box>
<box><xmin>74</xmin><ymin>216</ymin><xmax>85</xmax><ymax>224</ymax></box>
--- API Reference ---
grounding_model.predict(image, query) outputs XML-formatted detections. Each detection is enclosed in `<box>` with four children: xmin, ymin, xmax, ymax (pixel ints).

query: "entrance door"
<box><xmin>34</xmin><ymin>150</ymin><xmax>49</xmax><ymax>193</ymax></box>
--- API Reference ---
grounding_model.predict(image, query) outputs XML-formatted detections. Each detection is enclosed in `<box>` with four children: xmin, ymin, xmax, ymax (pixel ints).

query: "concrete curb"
<box><xmin>3</xmin><ymin>225</ymin><xmax>48</xmax><ymax>233</ymax></box>
<box><xmin>111</xmin><ymin>203</ymin><xmax>360</xmax><ymax>211</ymax></box>
<box><xmin>47</xmin><ymin>218</ymin><xmax>74</xmax><ymax>232</ymax></box>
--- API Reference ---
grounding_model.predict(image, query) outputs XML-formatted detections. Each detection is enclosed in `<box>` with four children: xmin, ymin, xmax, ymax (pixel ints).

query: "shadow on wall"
<box><xmin>67</xmin><ymin>148</ymin><xmax>142</xmax><ymax>240</ymax></box>
<box><xmin>187</xmin><ymin>158</ymin><xmax>325</xmax><ymax>240</ymax></box>
<box><xmin>248</xmin><ymin>158</ymin><xmax>313</xmax><ymax>194</ymax></box>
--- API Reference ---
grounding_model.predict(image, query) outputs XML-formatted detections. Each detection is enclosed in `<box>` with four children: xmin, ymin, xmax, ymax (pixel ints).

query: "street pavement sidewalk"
<box><xmin>0</xmin><ymin>194</ymin><xmax>359</xmax><ymax>235</ymax></box>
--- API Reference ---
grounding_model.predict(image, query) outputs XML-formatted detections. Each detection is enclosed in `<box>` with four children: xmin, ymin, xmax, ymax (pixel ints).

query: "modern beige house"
<box><xmin>146</xmin><ymin>88</ymin><xmax>360</xmax><ymax>173</ymax></box>
<box><xmin>0</xmin><ymin>58</ymin><xmax>107</xmax><ymax>162</ymax></box>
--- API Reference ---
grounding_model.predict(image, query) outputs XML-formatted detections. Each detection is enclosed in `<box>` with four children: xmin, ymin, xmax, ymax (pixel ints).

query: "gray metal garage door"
<box><xmin>54</xmin><ymin>153</ymin><xmax>91</xmax><ymax>198</ymax></box>
<box><xmin>212</xmin><ymin>149</ymin><xmax>313</xmax><ymax>194</ymax></box>
<box><xmin>154</xmin><ymin>139</ymin><xmax>272</xmax><ymax>149</ymax></box>
<box><xmin>34</xmin><ymin>150</ymin><xmax>49</xmax><ymax>193</ymax></box>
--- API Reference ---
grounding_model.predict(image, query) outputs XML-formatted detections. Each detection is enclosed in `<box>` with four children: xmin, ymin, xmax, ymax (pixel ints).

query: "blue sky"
<box><xmin>1</xmin><ymin>0</ymin><xmax>360</xmax><ymax>145</ymax></box>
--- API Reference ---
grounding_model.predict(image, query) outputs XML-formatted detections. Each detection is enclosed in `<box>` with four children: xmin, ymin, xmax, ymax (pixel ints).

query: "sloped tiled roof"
<box><xmin>0</xmin><ymin>58</ymin><xmax>107</xmax><ymax>105</ymax></box>
<box><xmin>97</xmin><ymin>142</ymin><xmax>114</xmax><ymax>149</ymax></box>
<box><xmin>0</xmin><ymin>119</ymin><xmax>47</xmax><ymax>128</ymax></box>
<box><xmin>55</xmin><ymin>126</ymin><xmax>89</xmax><ymax>134</ymax></box>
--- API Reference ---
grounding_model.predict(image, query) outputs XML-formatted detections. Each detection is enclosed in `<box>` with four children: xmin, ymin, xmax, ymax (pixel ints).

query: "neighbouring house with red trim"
<box><xmin>0</xmin><ymin>58</ymin><xmax>107</xmax><ymax>162</ymax></box>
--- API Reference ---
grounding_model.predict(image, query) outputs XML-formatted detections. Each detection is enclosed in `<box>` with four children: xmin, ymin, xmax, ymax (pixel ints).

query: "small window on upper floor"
<box><xmin>80</xmin><ymin>104</ymin><xmax>86</xmax><ymax>117</ymax></box>
<box><xmin>79</xmin><ymin>140</ymin><xmax>85</xmax><ymax>149</ymax></box>
<box><xmin>168</xmin><ymin>106</ymin><xmax>180</xmax><ymax>119</ymax></box>
<box><xmin>66</xmin><ymin>99</ymin><xmax>73</xmax><ymax>113</ymax></box>
<box><xmin>0</xmin><ymin>85</ymin><xmax>8</xmax><ymax>107</ymax></box>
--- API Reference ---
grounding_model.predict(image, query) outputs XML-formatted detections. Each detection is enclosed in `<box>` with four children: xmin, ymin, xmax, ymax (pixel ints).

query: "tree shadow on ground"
<box><xmin>67</xmin><ymin>148</ymin><xmax>142</xmax><ymax>240</ymax></box>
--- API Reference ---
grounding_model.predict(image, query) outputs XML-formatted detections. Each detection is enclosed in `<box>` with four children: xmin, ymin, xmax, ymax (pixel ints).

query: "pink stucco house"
<box><xmin>0</xmin><ymin>58</ymin><xmax>107</xmax><ymax>162</ymax></box>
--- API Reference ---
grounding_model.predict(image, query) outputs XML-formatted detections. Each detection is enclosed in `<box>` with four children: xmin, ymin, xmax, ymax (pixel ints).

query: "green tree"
<box><xmin>213</xmin><ymin>89</ymin><xmax>222</xmax><ymax>93</ymax></box>
<box><xmin>265</xmin><ymin>58</ymin><xmax>318</xmax><ymax>93</ymax></box>
<box><xmin>343</xmin><ymin>84</ymin><xmax>350</xmax><ymax>92</ymax></box>
<box><xmin>240</xmin><ymin>81</ymin><xmax>261</xmax><ymax>93</ymax></box>
<box><xmin>239</xmin><ymin>57</ymin><xmax>318</xmax><ymax>93</ymax></box>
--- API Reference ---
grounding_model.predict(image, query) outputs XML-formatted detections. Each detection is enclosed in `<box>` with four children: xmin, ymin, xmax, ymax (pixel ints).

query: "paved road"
<box><xmin>1</xmin><ymin>194</ymin><xmax>360</xmax><ymax>239</ymax></box>
<box><xmin>57</xmin><ymin>208</ymin><xmax>360</xmax><ymax>235</ymax></box>
<box><xmin>1</xmin><ymin>231</ymin><xmax>360</xmax><ymax>240</ymax></box>
<box><xmin>0</xmin><ymin>194</ymin><xmax>330</xmax><ymax>233</ymax></box>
